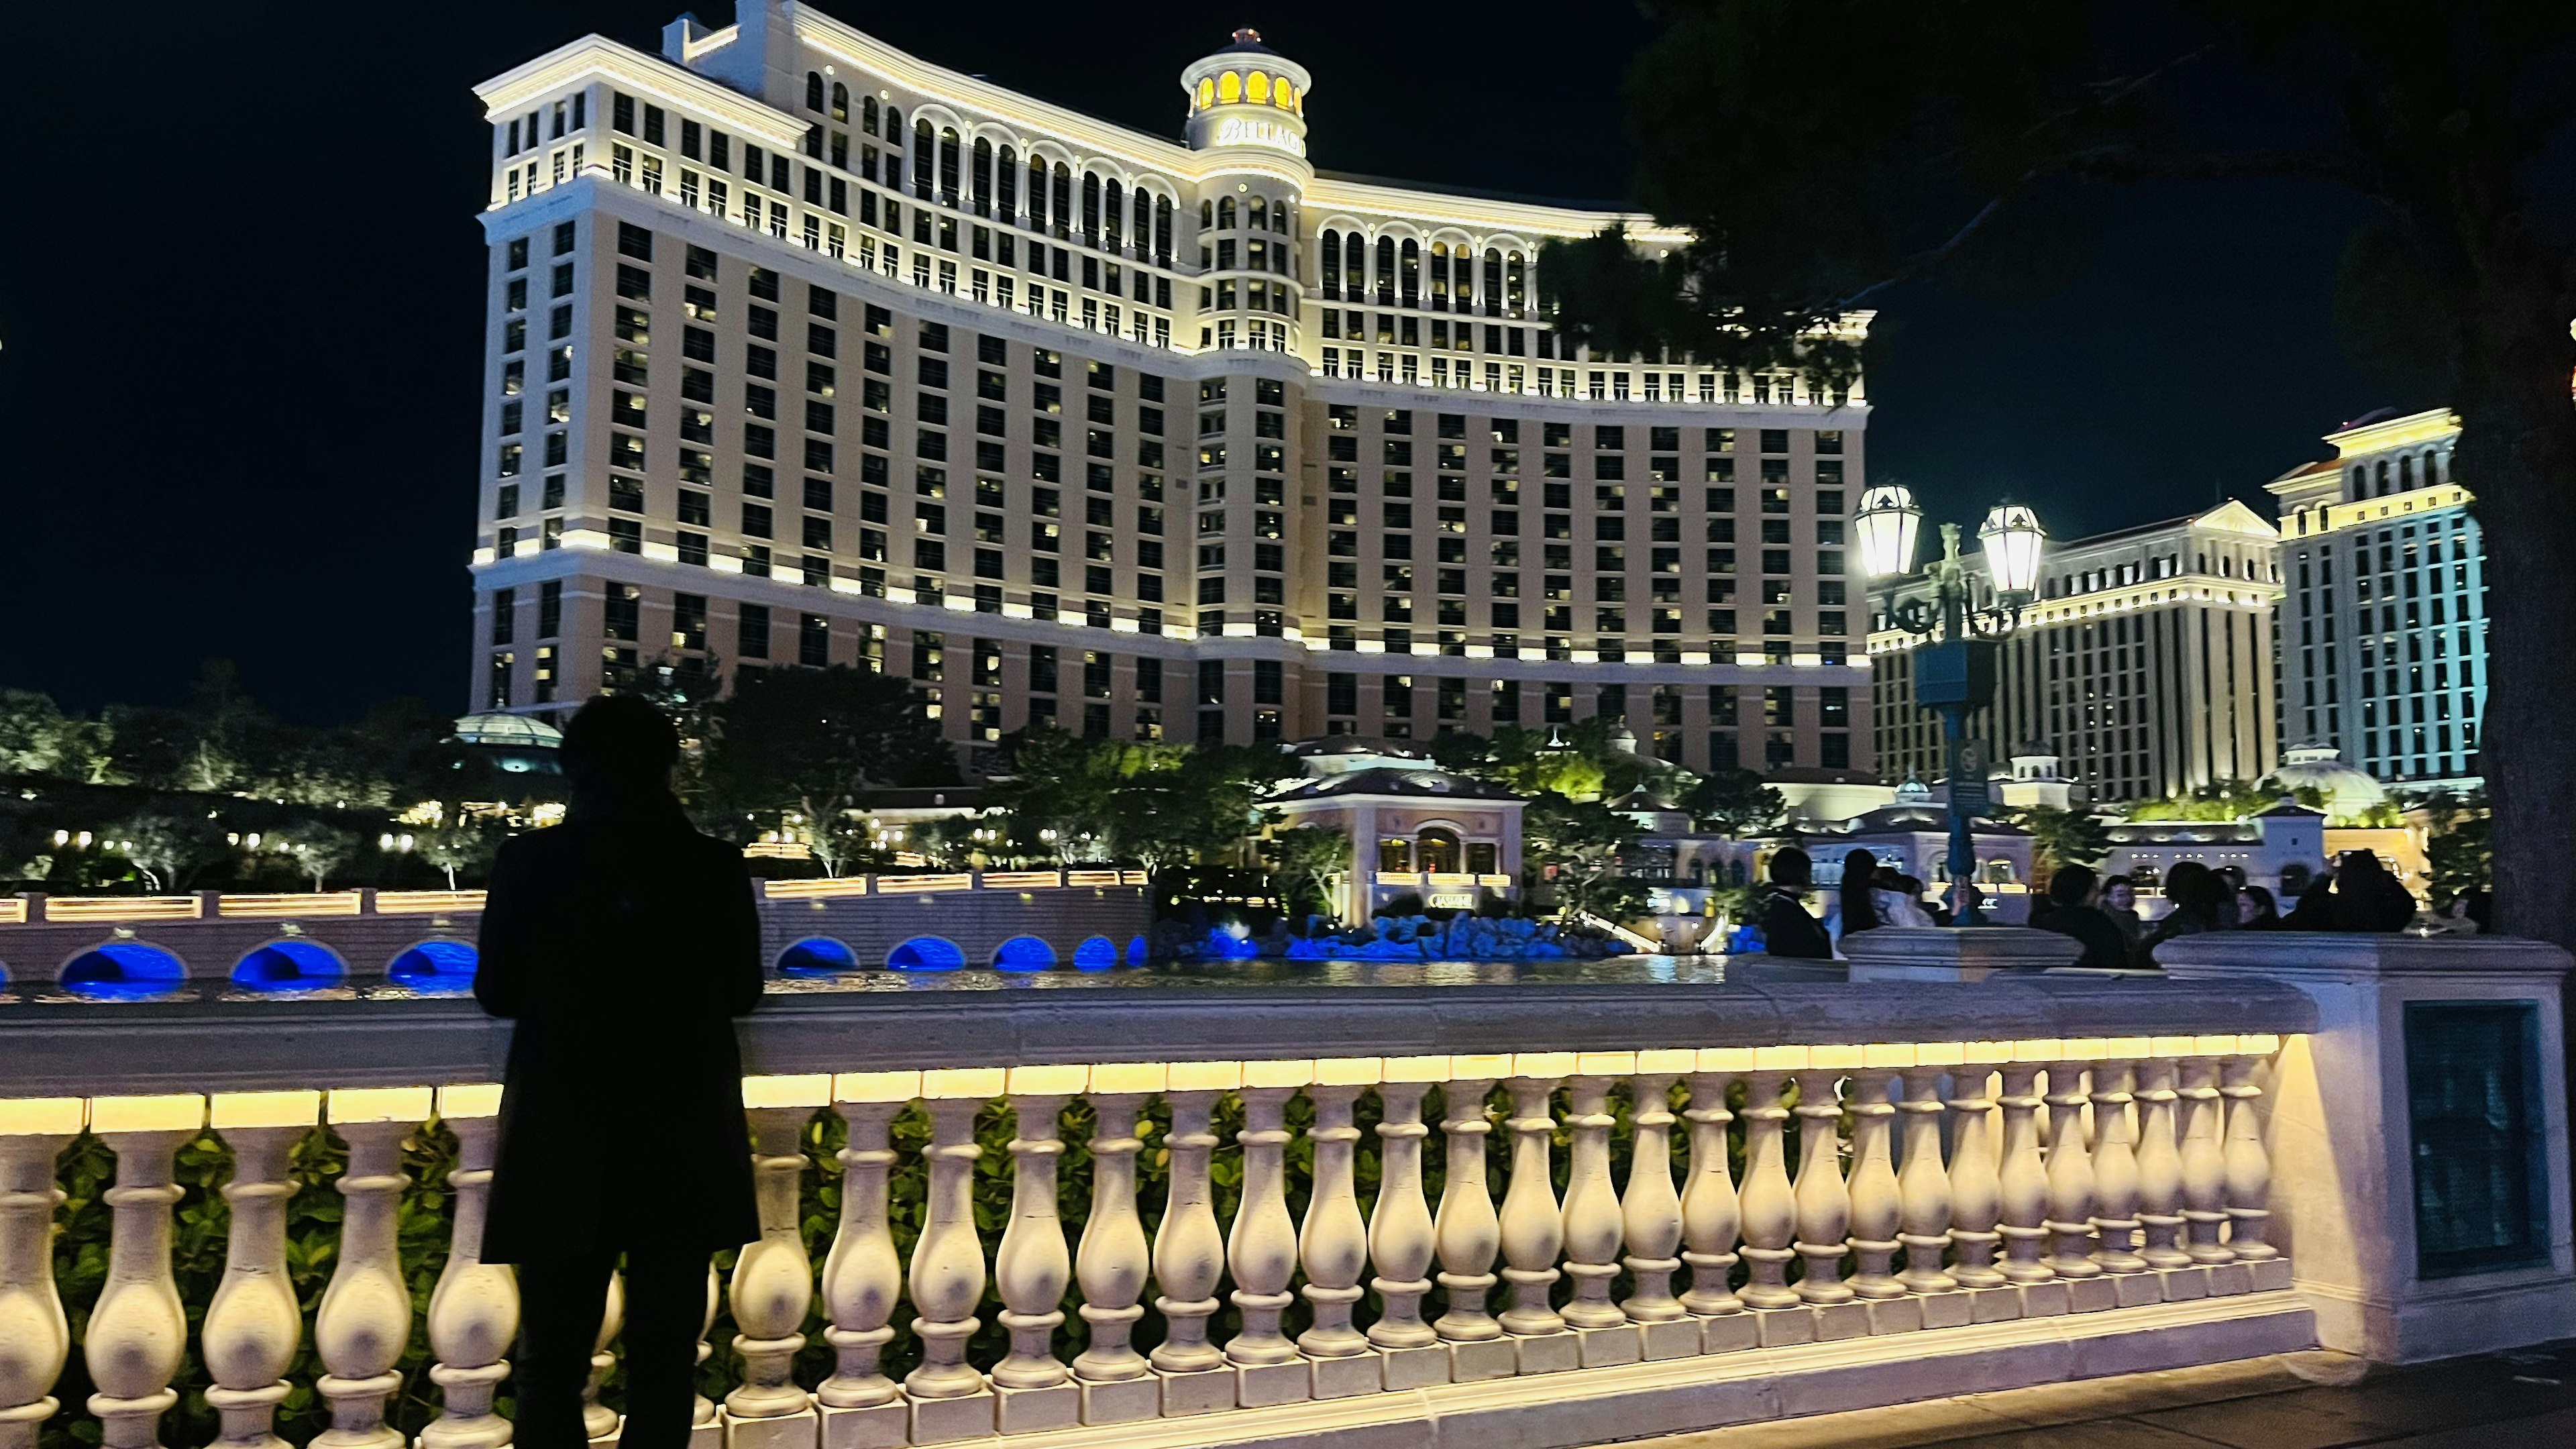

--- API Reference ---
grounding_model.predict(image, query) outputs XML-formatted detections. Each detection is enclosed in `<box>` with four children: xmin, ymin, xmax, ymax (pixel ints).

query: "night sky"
<box><xmin>1</xmin><ymin>1</ymin><xmax>2404</xmax><ymax>724</ymax></box>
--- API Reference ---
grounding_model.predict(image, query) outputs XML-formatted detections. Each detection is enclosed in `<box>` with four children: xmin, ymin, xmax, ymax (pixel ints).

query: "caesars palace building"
<box><xmin>468</xmin><ymin>2</ymin><xmax>1874</xmax><ymax>775</ymax></box>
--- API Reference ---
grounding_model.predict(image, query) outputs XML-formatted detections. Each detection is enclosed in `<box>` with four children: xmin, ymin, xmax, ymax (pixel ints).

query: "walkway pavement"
<box><xmin>1621</xmin><ymin>1340</ymin><xmax>2576</xmax><ymax>1448</ymax></box>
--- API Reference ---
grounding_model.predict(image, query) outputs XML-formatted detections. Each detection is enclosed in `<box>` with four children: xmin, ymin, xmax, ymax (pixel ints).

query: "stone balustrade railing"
<box><xmin>0</xmin><ymin>972</ymin><xmax>2336</xmax><ymax>1449</ymax></box>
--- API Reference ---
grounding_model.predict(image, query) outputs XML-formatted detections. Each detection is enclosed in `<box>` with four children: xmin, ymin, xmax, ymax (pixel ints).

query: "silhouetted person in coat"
<box><xmin>2284</xmin><ymin>849</ymin><xmax>2420</xmax><ymax>932</ymax></box>
<box><xmin>476</xmin><ymin>694</ymin><xmax>763</xmax><ymax>1449</ymax></box>
<box><xmin>1757</xmin><ymin>845</ymin><xmax>1835</xmax><ymax>959</ymax></box>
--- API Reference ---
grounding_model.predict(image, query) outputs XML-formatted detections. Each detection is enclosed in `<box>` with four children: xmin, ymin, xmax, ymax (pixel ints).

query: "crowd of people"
<box><xmin>1750</xmin><ymin>844</ymin><xmax>2469</xmax><ymax>967</ymax></box>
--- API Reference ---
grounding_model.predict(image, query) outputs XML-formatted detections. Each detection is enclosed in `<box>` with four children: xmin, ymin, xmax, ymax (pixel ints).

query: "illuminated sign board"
<box><xmin>1214</xmin><ymin>116</ymin><xmax>1307</xmax><ymax>157</ymax></box>
<box><xmin>1426</xmin><ymin>892</ymin><xmax>1479</xmax><ymax>910</ymax></box>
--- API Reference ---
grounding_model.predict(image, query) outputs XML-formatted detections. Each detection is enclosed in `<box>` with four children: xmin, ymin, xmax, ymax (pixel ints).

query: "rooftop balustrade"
<box><xmin>0</xmin><ymin>932</ymin><xmax>2566</xmax><ymax>1449</ymax></box>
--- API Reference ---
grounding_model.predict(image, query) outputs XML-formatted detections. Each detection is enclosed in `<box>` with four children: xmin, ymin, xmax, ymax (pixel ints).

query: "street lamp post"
<box><xmin>1854</xmin><ymin>486</ymin><xmax>2047</xmax><ymax>925</ymax></box>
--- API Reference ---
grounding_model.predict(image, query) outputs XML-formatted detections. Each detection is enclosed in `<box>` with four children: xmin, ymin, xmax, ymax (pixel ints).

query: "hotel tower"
<box><xmin>468</xmin><ymin>2</ymin><xmax>1873</xmax><ymax>775</ymax></box>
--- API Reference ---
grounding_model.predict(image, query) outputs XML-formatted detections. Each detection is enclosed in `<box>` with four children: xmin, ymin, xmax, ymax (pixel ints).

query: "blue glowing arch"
<box><xmin>60</xmin><ymin>941</ymin><xmax>189</xmax><ymax>1000</ymax></box>
<box><xmin>388</xmin><ymin>940</ymin><xmax>479</xmax><ymax>994</ymax></box>
<box><xmin>1126</xmin><ymin>935</ymin><xmax>1149</xmax><ymax>966</ymax></box>
<box><xmin>777</xmin><ymin>937</ymin><xmax>859</xmax><ymax>975</ymax></box>
<box><xmin>1073</xmin><ymin>936</ymin><xmax>1119</xmax><ymax>971</ymax></box>
<box><xmin>887</xmin><ymin>936</ymin><xmax>966</xmax><ymax>971</ymax></box>
<box><xmin>231</xmin><ymin>938</ymin><xmax>346</xmax><ymax>991</ymax></box>
<box><xmin>993</xmin><ymin>936</ymin><xmax>1058</xmax><ymax>971</ymax></box>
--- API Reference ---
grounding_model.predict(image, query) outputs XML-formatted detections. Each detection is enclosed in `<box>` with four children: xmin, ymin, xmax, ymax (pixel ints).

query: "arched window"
<box><xmin>1218</xmin><ymin>70</ymin><xmax>1243</xmax><ymax>104</ymax></box>
<box><xmin>1320</xmin><ymin>229</ymin><xmax>1341</xmax><ymax>297</ymax></box>
<box><xmin>1051</xmin><ymin>163</ymin><xmax>1071</xmax><ymax>237</ymax></box>
<box><xmin>1028</xmin><ymin>155</ymin><xmax>1049</xmax><ymax>230</ymax></box>
<box><xmin>1430</xmin><ymin>243</ymin><xmax>1449</xmax><ymax>303</ymax></box>
<box><xmin>1248</xmin><ymin>195</ymin><xmax>1268</xmax><ymax>231</ymax></box>
<box><xmin>862</xmin><ymin>95</ymin><xmax>880</xmax><ymax>136</ymax></box>
<box><xmin>971</xmin><ymin>138</ymin><xmax>992</xmax><ymax>215</ymax></box>
<box><xmin>1197</xmin><ymin>77</ymin><xmax>1216</xmax><ymax>109</ymax></box>
<box><xmin>1104</xmin><ymin>178</ymin><xmax>1125</xmax><ymax>250</ymax></box>
<box><xmin>1400</xmin><ymin>238</ymin><xmax>1421</xmax><ymax>306</ymax></box>
<box><xmin>994</xmin><ymin>936</ymin><xmax>1058</xmax><ymax>970</ymax></box>
<box><xmin>233</xmin><ymin>938</ymin><xmax>345</xmax><ymax>991</ymax></box>
<box><xmin>1375</xmin><ymin>235</ymin><xmax>1397</xmax><ymax>303</ymax></box>
<box><xmin>2349</xmin><ymin>464</ymin><xmax>2366</xmax><ymax>497</ymax></box>
<box><xmin>1483</xmin><ymin>248</ymin><xmax>1504</xmax><ymax>317</ymax></box>
<box><xmin>938</xmin><ymin>128</ymin><xmax>961</xmax><ymax>205</ymax></box>
<box><xmin>806</xmin><ymin>72</ymin><xmax>825</xmax><ymax>113</ymax></box>
<box><xmin>885</xmin><ymin>106</ymin><xmax>902</xmax><ymax>139</ymax></box>
<box><xmin>776</xmin><ymin>938</ymin><xmax>857</xmax><ymax>975</ymax></box>
<box><xmin>1200</xmin><ymin>199</ymin><xmax>1214</xmax><ymax>230</ymax></box>
<box><xmin>1276</xmin><ymin>79</ymin><xmax>1297</xmax><ymax>111</ymax></box>
<box><xmin>1073</xmin><ymin>936</ymin><xmax>1120</xmax><ymax>971</ymax></box>
<box><xmin>388</xmin><ymin>939</ymin><xmax>478</xmax><ymax>993</ymax></box>
<box><xmin>1081</xmin><ymin>172</ymin><xmax>1102</xmax><ymax>245</ymax></box>
<box><xmin>1154</xmin><ymin>194</ymin><xmax>1173</xmax><ymax>263</ymax></box>
<box><xmin>2375</xmin><ymin>460</ymin><xmax>2392</xmax><ymax>494</ymax></box>
<box><xmin>60</xmin><ymin>941</ymin><xmax>187</xmax><ymax>1000</ymax></box>
<box><xmin>1416</xmin><ymin>828</ymin><xmax>1461</xmax><ymax>874</ymax></box>
<box><xmin>1507</xmin><ymin>252</ymin><xmax>1527</xmax><ymax>313</ymax></box>
<box><xmin>1379</xmin><ymin>837</ymin><xmax>1413</xmax><ymax>872</ymax></box>
<box><xmin>2399</xmin><ymin>454</ymin><xmax>2415</xmax><ymax>489</ymax></box>
<box><xmin>1272</xmin><ymin>201</ymin><xmax>1289</xmax><ymax>235</ymax></box>
<box><xmin>888</xmin><ymin>936</ymin><xmax>966</xmax><ymax>971</ymax></box>
<box><xmin>1131</xmin><ymin>186</ymin><xmax>1151</xmax><ymax>252</ymax></box>
<box><xmin>997</xmin><ymin>145</ymin><xmax>1018</xmax><ymax>217</ymax></box>
<box><xmin>1344</xmin><ymin>232</ymin><xmax>1366</xmax><ymax>296</ymax></box>
<box><xmin>2426</xmin><ymin>450</ymin><xmax>2442</xmax><ymax>486</ymax></box>
<box><xmin>1217</xmin><ymin>195</ymin><xmax>1235</xmax><ymax>230</ymax></box>
<box><xmin>831</xmin><ymin>82</ymin><xmax>849</xmax><ymax>122</ymax></box>
<box><xmin>1247</xmin><ymin>71</ymin><xmax>1271</xmax><ymax>104</ymax></box>
<box><xmin>912</xmin><ymin>119</ymin><xmax>934</xmax><ymax>200</ymax></box>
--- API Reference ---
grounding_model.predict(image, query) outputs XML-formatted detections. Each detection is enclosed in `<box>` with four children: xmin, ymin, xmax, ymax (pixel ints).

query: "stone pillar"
<box><xmin>1843</xmin><ymin>1053</ymin><xmax>1905</xmax><ymax>1307</ymax></box>
<box><xmin>2133</xmin><ymin>1049</ymin><xmax>2192</xmax><ymax>1271</ymax></box>
<box><xmin>905</xmin><ymin>1067</ymin><xmax>1000</xmax><ymax>1444</ymax></box>
<box><xmin>2161</xmin><ymin>934</ymin><xmax>2575</xmax><ymax>1362</ymax></box>
<box><xmin>991</xmin><ymin>1066</ymin><xmax>1081</xmax><ymax>1433</ymax></box>
<box><xmin>1790</xmin><ymin>1058</ymin><xmax>1857</xmax><ymax>1313</ymax></box>
<box><xmin>1994</xmin><ymin>1052</ymin><xmax>2057</xmax><ymax>1299</ymax></box>
<box><xmin>1555</xmin><ymin>1063</ymin><xmax>1630</xmax><ymax>1357</ymax></box>
<box><xmin>1945</xmin><ymin>1046</ymin><xmax>2009</xmax><ymax>1294</ymax></box>
<box><xmin>1364</xmin><ymin>1063</ymin><xmax>1441</xmax><ymax>1387</ymax></box>
<box><xmin>419</xmin><ymin>1086</ymin><xmax>517</xmax><ymax>1449</ymax></box>
<box><xmin>83</xmin><ymin>1095</ymin><xmax>202</xmax><ymax>1449</ymax></box>
<box><xmin>1225</xmin><ymin>1063</ymin><xmax>1308</xmax><ymax>1407</ymax></box>
<box><xmin>202</xmin><ymin>1092</ymin><xmax>317</xmax><ymax>1449</ymax></box>
<box><xmin>1734</xmin><ymin>1059</ymin><xmax>1800</xmax><ymax>1314</ymax></box>
<box><xmin>1895</xmin><ymin>1057</ymin><xmax>1958</xmax><ymax>1300</ymax></box>
<box><xmin>314</xmin><ymin>1087</ymin><xmax>429</xmax><ymax>1449</ymax></box>
<box><xmin>818</xmin><ymin>1074</ymin><xmax>909</xmax><ymax>1448</ymax></box>
<box><xmin>1497</xmin><ymin>1057</ymin><xmax>1572</xmax><ymax>1370</ymax></box>
<box><xmin>1678</xmin><ymin>1057</ymin><xmax>1748</xmax><ymax>1341</ymax></box>
<box><xmin>1071</xmin><ymin>1065</ymin><xmax>1161</xmax><ymax>1426</ymax></box>
<box><xmin>1619</xmin><ymin>1056</ymin><xmax>1695</xmax><ymax>1360</ymax></box>
<box><xmin>1430</xmin><ymin>1061</ymin><xmax>1510</xmax><ymax>1381</ymax></box>
<box><xmin>0</xmin><ymin>1099</ymin><xmax>78</xmax><ymax>1449</ymax></box>
<box><xmin>1150</xmin><ymin>1063</ymin><xmax>1234</xmax><ymax>1416</ymax></box>
<box><xmin>2090</xmin><ymin>1046</ymin><xmax>2151</xmax><ymax>1282</ymax></box>
<box><xmin>2042</xmin><ymin>1047</ymin><xmax>2104</xmax><ymax>1291</ymax></box>
<box><xmin>726</xmin><ymin>1077</ymin><xmax>824</xmax><ymax>1445</ymax></box>
<box><xmin>1297</xmin><ymin>1062</ymin><xmax>1377</xmax><ymax>1399</ymax></box>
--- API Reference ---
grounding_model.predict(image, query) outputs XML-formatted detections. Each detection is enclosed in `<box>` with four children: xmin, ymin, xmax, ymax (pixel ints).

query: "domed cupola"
<box><xmin>1181</xmin><ymin>28</ymin><xmax>1312</xmax><ymax>161</ymax></box>
<box><xmin>2272</xmin><ymin>742</ymin><xmax>2388</xmax><ymax>824</ymax></box>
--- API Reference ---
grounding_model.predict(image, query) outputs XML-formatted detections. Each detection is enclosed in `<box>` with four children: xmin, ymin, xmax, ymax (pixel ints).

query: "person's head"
<box><xmin>2166</xmin><ymin>861</ymin><xmax>2224</xmax><ymax>919</ymax></box>
<box><xmin>1768</xmin><ymin>845</ymin><xmax>1813</xmax><ymax>891</ymax></box>
<box><xmin>2049</xmin><ymin>863</ymin><xmax>2100</xmax><ymax>908</ymax></box>
<box><xmin>2216</xmin><ymin>863</ymin><xmax>2247</xmax><ymax>892</ymax></box>
<box><xmin>560</xmin><ymin>694</ymin><xmax>681</xmax><ymax>803</ymax></box>
<box><xmin>2339</xmin><ymin>849</ymin><xmax>2388</xmax><ymax>881</ymax></box>
<box><xmin>2104</xmin><ymin>878</ymin><xmax>2137</xmax><ymax>911</ymax></box>
<box><xmin>1840</xmin><ymin>849</ymin><xmax>1880</xmax><ymax>918</ymax></box>
<box><xmin>2240</xmin><ymin>885</ymin><xmax>2280</xmax><ymax>925</ymax></box>
<box><xmin>1898</xmin><ymin>874</ymin><xmax>1926</xmax><ymax>898</ymax></box>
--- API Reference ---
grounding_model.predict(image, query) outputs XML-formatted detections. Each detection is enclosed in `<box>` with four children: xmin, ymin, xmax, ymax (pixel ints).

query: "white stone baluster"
<box><xmin>1946</xmin><ymin>1049</ymin><xmax>2008</xmax><ymax>1291</ymax></box>
<box><xmin>1792</xmin><ymin>1055</ymin><xmax>1856</xmax><ymax>1308</ymax></box>
<box><xmin>1432</xmin><ymin>1061</ymin><xmax>1511</xmax><ymax>1380</ymax></box>
<box><xmin>2134</xmin><ymin>1047</ymin><xmax>2192</xmax><ymax>1270</ymax></box>
<box><xmin>1678</xmin><ymin>1058</ymin><xmax>1747</xmax><ymax>1325</ymax></box>
<box><xmin>1896</xmin><ymin>1055</ymin><xmax>1957</xmax><ymax>1297</ymax></box>
<box><xmin>1365</xmin><ymin>1061</ymin><xmax>1440</xmax><ymax>1383</ymax></box>
<box><xmin>728</xmin><ymin>1078</ymin><xmax>824</xmax><ymax>1433</ymax></box>
<box><xmin>582</xmin><ymin>1271</ymin><xmax>623</xmax><ymax>1441</ymax></box>
<box><xmin>1735</xmin><ymin>1057</ymin><xmax>1801</xmax><ymax>1311</ymax></box>
<box><xmin>1558</xmin><ymin>1060</ymin><xmax>1631</xmax><ymax>1346</ymax></box>
<box><xmin>420</xmin><ymin>1086</ymin><xmax>517</xmax><ymax>1449</ymax></box>
<box><xmin>2178</xmin><ymin>1049</ymin><xmax>2235</xmax><ymax>1265</ymax></box>
<box><xmin>692</xmin><ymin>1264</ymin><xmax>720</xmax><ymax>1444</ymax></box>
<box><xmin>1497</xmin><ymin>1058</ymin><xmax>1569</xmax><ymax>1354</ymax></box>
<box><xmin>2090</xmin><ymin>1045</ymin><xmax>2149</xmax><ymax>1277</ymax></box>
<box><xmin>1621</xmin><ymin>1057</ymin><xmax>1695</xmax><ymax>1360</ymax></box>
<box><xmin>1226</xmin><ymin>1062</ymin><xmax>1309</xmax><ymax>1407</ymax></box>
<box><xmin>1072</xmin><ymin>1065</ymin><xmax>1161</xmax><ymax>1426</ymax></box>
<box><xmin>1149</xmin><ymin>1065</ymin><xmax>1233</xmax><ymax>1415</ymax></box>
<box><xmin>1845</xmin><ymin>1053</ymin><xmax>1904</xmax><ymax>1306</ymax></box>
<box><xmin>906</xmin><ymin>1068</ymin><xmax>1001</xmax><ymax>1442</ymax></box>
<box><xmin>200</xmin><ymin>1092</ymin><xmax>315</xmax><ymax>1449</ymax></box>
<box><xmin>2222</xmin><ymin>1038</ymin><xmax>2282</xmax><ymax>1270</ymax></box>
<box><xmin>819</xmin><ymin>1074</ymin><xmax>910</xmax><ymax>1442</ymax></box>
<box><xmin>1298</xmin><ymin>1061</ymin><xmax>1378</xmax><ymax>1398</ymax></box>
<box><xmin>315</xmin><ymin>1087</ymin><xmax>427</xmax><ymax>1449</ymax></box>
<box><xmin>994</xmin><ymin>1065</ymin><xmax>1082</xmax><ymax>1434</ymax></box>
<box><xmin>1995</xmin><ymin>1050</ymin><xmax>2055</xmax><ymax>1289</ymax></box>
<box><xmin>82</xmin><ymin>1095</ymin><xmax>201</xmax><ymax>1449</ymax></box>
<box><xmin>0</xmin><ymin>1099</ymin><xmax>78</xmax><ymax>1449</ymax></box>
<box><xmin>2044</xmin><ymin>1046</ymin><xmax>2104</xmax><ymax>1285</ymax></box>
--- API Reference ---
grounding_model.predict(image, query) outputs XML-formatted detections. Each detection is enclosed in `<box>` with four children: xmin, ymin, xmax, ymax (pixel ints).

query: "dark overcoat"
<box><xmin>474</xmin><ymin>800</ymin><xmax>764</xmax><ymax>1263</ymax></box>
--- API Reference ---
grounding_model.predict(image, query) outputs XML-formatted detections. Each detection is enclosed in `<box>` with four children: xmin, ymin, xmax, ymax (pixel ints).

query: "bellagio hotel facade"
<box><xmin>468</xmin><ymin>2</ymin><xmax>1874</xmax><ymax>777</ymax></box>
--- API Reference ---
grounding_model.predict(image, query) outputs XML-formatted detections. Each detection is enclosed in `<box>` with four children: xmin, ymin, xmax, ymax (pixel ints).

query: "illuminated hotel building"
<box><xmin>1871</xmin><ymin>502</ymin><xmax>2284</xmax><ymax>804</ymax></box>
<box><xmin>468</xmin><ymin>2</ymin><xmax>1872</xmax><ymax>775</ymax></box>
<box><xmin>2267</xmin><ymin>408</ymin><xmax>2486</xmax><ymax>790</ymax></box>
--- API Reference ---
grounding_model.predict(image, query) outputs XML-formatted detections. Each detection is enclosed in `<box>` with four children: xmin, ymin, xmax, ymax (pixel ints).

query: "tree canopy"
<box><xmin>695</xmin><ymin>664</ymin><xmax>953</xmax><ymax>873</ymax></box>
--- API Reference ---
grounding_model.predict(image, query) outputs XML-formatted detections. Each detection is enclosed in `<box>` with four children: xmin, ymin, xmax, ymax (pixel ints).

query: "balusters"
<box><xmin>819</xmin><ymin>1078</ymin><xmax>908</xmax><ymax>1424</ymax></box>
<box><xmin>1365</xmin><ymin>1063</ymin><xmax>1440</xmax><ymax>1369</ymax></box>
<box><xmin>906</xmin><ymin>1068</ymin><xmax>1000</xmax><ymax>1442</ymax></box>
<box><xmin>1678</xmin><ymin>1059</ymin><xmax>1746</xmax><ymax>1320</ymax></box>
<box><xmin>1735</xmin><ymin>1059</ymin><xmax>1801</xmax><ymax>1310</ymax></box>
<box><xmin>2134</xmin><ymin>1048</ymin><xmax>2192</xmax><ymax>1270</ymax></box>
<box><xmin>1071</xmin><ymin>1065</ymin><xmax>1160</xmax><ymax>1424</ymax></box>
<box><xmin>2177</xmin><ymin>1050</ymin><xmax>2235</xmax><ymax>1265</ymax></box>
<box><xmin>0</xmin><ymin>1099</ymin><xmax>78</xmax><ymax>1449</ymax></box>
<box><xmin>994</xmin><ymin>1065</ymin><xmax>1083</xmax><ymax>1432</ymax></box>
<box><xmin>1298</xmin><ymin>1061</ymin><xmax>1377</xmax><ymax>1397</ymax></box>
<box><xmin>2043</xmin><ymin>1047</ymin><xmax>2103</xmax><ymax>1283</ymax></box>
<box><xmin>1995</xmin><ymin>1051</ymin><xmax>2055</xmax><ymax>1288</ymax></box>
<box><xmin>583</xmin><ymin>1272</ymin><xmax>623</xmax><ymax>1441</ymax></box>
<box><xmin>1497</xmin><ymin>1061</ymin><xmax>1568</xmax><ymax>1341</ymax></box>
<box><xmin>728</xmin><ymin>1079</ymin><xmax>823</xmax><ymax>1428</ymax></box>
<box><xmin>83</xmin><ymin>1095</ymin><xmax>200</xmax><ymax>1449</ymax></box>
<box><xmin>1149</xmin><ymin>1063</ymin><xmax>1232</xmax><ymax>1411</ymax></box>
<box><xmin>1945</xmin><ymin>1048</ymin><xmax>2008</xmax><ymax>1290</ymax></box>
<box><xmin>1896</xmin><ymin>1058</ymin><xmax>1957</xmax><ymax>1296</ymax></box>
<box><xmin>201</xmin><ymin>1093</ymin><xmax>314</xmax><ymax>1449</ymax></box>
<box><xmin>1845</xmin><ymin>1054</ymin><xmax>1904</xmax><ymax>1302</ymax></box>
<box><xmin>2090</xmin><ymin>1046</ymin><xmax>2149</xmax><ymax>1277</ymax></box>
<box><xmin>419</xmin><ymin>1087</ymin><xmax>516</xmax><ymax>1449</ymax></box>
<box><xmin>1557</xmin><ymin>1062</ymin><xmax>1629</xmax><ymax>1336</ymax></box>
<box><xmin>1228</xmin><ymin>1063</ymin><xmax>1309</xmax><ymax>1405</ymax></box>
<box><xmin>2222</xmin><ymin>1038</ymin><xmax>2280</xmax><ymax>1267</ymax></box>
<box><xmin>1790</xmin><ymin>1057</ymin><xmax>1856</xmax><ymax>1307</ymax></box>
<box><xmin>315</xmin><ymin>1087</ymin><xmax>427</xmax><ymax>1449</ymax></box>
<box><xmin>1619</xmin><ymin>1058</ymin><xmax>1690</xmax><ymax>1344</ymax></box>
<box><xmin>1431</xmin><ymin>1060</ymin><xmax>1509</xmax><ymax>1375</ymax></box>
